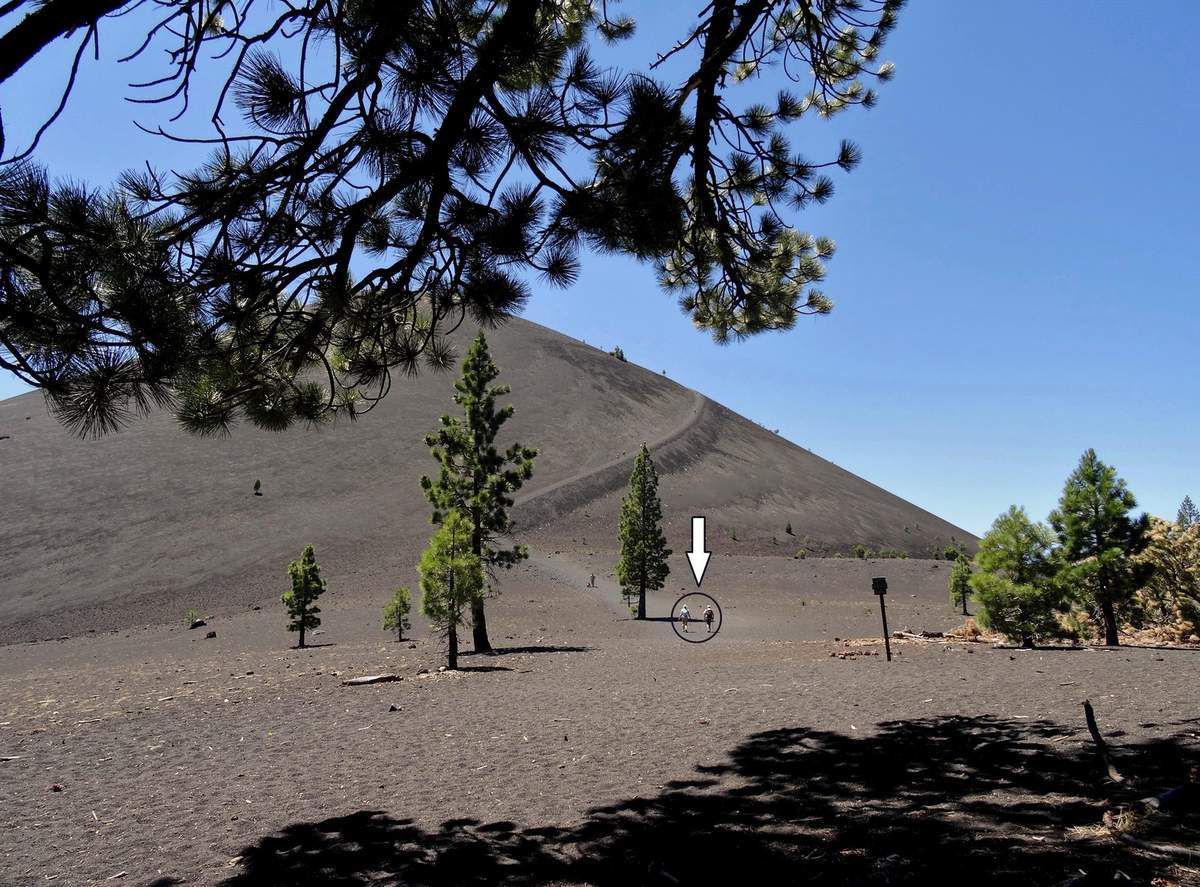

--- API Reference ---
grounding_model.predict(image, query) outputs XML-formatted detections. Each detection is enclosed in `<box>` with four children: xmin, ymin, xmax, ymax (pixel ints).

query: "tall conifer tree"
<box><xmin>1178</xmin><ymin>496</ymin><xmax>1200</xmax><ymax>529</ymax></box>
<box><xmin>617</xmin><ymin>445</ymin><xmax>672</xmax><ymax>620</ymax></box>
<box><xmin>283</xmin><ymin>544</ymin><xmax>325</xmax><ymax>648</ymax></box>
<box><xmin>422</xmin><ymin>332</ymin><xmax>536</xmax><ymax>653</ymax></box>
<box><xmin>1050</xmin><ymin>449</ymin><xmax>1148</xmax><ymax>646</ymax></box>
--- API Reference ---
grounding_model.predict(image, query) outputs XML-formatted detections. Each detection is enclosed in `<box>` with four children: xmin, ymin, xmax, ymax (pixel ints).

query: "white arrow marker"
<box><xmin>687</xmin><ymin>516</ymin><xmax>711</xmax><ymax>587</ymax></box>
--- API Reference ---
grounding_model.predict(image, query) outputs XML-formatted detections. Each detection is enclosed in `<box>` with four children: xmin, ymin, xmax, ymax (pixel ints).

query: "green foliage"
<box><xmin>785</xmin><ymin>522</ymin><xmax>793</xmax><ymax>536</ymax></box>
<box><xmin>421</xmin><ymin>333</ymin><xmax>536</xmax><ymax>567</ymax></box>
<box><xmin>382</xmin><ymin>587</ymin><xmax>413</xmax><ymax>641</ymax></box>
<box><xmin>877</xmin><ymin>548</ymin><xmax>907</xmax><ymax>559</ymax></box>
<box><xmin>183</xmin><ymin>608</ymin><xmax>199</xmax><ymax>626</ymax></box>
<box><xmin>253</xmin><ymin>479</ymin><xmax>261</xmax><ymax>495</ymax></box>
<box><xmin>851</xmin><ymin>544</ymin><xmax>871</xmax><ymax>559</ymax></box>
<box><xmin>610</xmin><ymin>346</ymin><xmax>626</xmax><ymax>361</ymax></box>
<box><xmin>1134</xmin><ymin>517</ymin><xmax>1200</xmax><ymax>634</ymax></box>
<box><xmin>948</xmin><ymin>557</ymin><xmax>972</xmax><ymax>613</ymax></box>
<box><xmin>1178</xmin><ymin>495</ymin><xmax>1200</xmax><ymax>530</ymax></box>
<box><xmin>419</xmin><ymin>512</ymin><xmax>484</xmax><ymax>669</ymax></box>
<box><xmin>283</xmin><ymin>544</ymin><xmax>325</xmax><ymax>647</ymax></box>
<box><xmin>970</xmin><ymin>506</ymin><xmax>1064</xmax><ymax>647</ymax></box>
<box><xmin>616</xmin><ymin>445</ymin><xmax>671</xmax><ymax>619</ymax></box>
<box><xmin>1</xmin><ymin>2</ymin><xmax>903</xmax><ymax>437</ymax></box>
<box><xmin>421</xmin><ymin>333</ymin><xmax>536</xmax><ymax>651</ymax></box>
<box><xmin>1049</xmin><ymin>449</ymin><xmax>1149</xmax><ymax>645</ymax></box>
<box><xmin>794</xmin><ymin>548</ymin><xmax>807</xmax><ymax>560</ymax></box>
<box><xmin>943</xmin><ymin>540</ymin><xmax>968</xmax><ymax>561</ymax></box>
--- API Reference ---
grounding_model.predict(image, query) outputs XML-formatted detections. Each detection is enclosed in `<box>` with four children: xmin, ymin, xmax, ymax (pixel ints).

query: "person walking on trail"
<box><xmin>588</xmin><ymin>573</ymin><xmax>595</xmax><ymax>588</ymax></box>
<box><xmin>703</xmin><ymin>605</ymin><xmax>714</xmax><ymax>633</ymax></box>
<box><xmin>679</xmin><ymin>604</ymin><xmax>690</xmax><ymax>632</ymax></box>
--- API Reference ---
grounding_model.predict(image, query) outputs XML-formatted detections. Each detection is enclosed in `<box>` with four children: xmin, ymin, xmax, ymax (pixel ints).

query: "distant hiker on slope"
<box><xmin>587</xmin><ymin>574</ymin><xmax>595</xmax><ymax>588</ymax></box>
<box><xmin>703</xmin><ymin>605</ymin><xmax>714</xmax><ymax>632</ymax></box>
<box><xmin>679</xmin><ymin>604</ymin><xmax>690</xmax><ymax>632</ymax></box>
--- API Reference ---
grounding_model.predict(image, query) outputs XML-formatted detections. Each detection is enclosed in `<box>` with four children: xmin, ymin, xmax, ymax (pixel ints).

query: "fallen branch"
<box><xmin>1082</xmin><ymin>699</ymin><xmax>1126</xmax><ymax>784</ymax></box>
<box><xmin>342</xmin><ymin>674</ymin><xmax>403</xmax><ymax>686</ymax></box>
<box><xmin>1102</xmin><ymin>811</ymin><xmax>1199</xmax><ymax>863</ymax></box>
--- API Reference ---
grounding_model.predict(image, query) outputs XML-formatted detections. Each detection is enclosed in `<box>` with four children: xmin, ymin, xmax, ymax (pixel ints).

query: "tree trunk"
<box><xmin>471</xmin><ymin>598</ymin><xmax>492</xmax><ymax>653</ymax></box>
<box><xmin>298</xmin><ymin>622</ymin><xmax>306</xmax><ymax>649</ymax></box>
<box><xmin>448</xmin><ymin>624</ymin><xmax>458</xmax><ymax>670</ymax></box>
<box><xmin>1101</xmin><ymin>600</ymin><xmax>1119</xmax><ymax>646</ymax></box>
<box><xmin>637</xmin><ymin>583</ymin><xmax>646</xmax><ymax>620</ymax></box>
<box><xmin>961</xmin><ymin>590</ymin><xmax>969</xmax><ymax>616</ymax></box>
<box><xmin>470</xmin><ymin>510</ymin><xmax>492</xmax><ymax>653</ymax></box>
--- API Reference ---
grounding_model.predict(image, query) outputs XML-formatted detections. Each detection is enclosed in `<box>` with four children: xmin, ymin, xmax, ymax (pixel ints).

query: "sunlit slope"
<box><xmin>0</xmin><ymin>317</ymin><xmax>971</xmax><ymax>641</ymax></box>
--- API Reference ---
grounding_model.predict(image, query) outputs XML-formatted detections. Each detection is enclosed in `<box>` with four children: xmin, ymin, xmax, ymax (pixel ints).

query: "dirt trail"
<box><xmin>514</xmin><ymin>390</ymin><xmax>707</xmax><ymax>530</ymax></box>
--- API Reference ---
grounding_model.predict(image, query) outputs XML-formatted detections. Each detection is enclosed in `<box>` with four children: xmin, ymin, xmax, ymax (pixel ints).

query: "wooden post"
<box><xmin>873</xmin><ymin>577</ymin><xmax>892</xmax><ymax>662</ymax></box>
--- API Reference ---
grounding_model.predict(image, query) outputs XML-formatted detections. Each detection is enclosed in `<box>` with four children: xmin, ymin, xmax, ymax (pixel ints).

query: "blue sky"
<box><xmin>1</xmin><ymin>1</ymin><xmax>1197</xmax><ymax>536</ymax></box>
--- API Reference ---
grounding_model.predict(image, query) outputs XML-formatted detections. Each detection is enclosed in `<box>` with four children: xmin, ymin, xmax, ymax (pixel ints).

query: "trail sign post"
<box><xmin>873</xmin><ymin>577</ymin><xmax>892</xmax><ymax>662</ymax></box>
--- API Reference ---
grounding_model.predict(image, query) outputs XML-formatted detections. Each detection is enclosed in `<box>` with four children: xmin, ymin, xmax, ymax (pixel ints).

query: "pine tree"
<box><xmin>382</xmin><ymin>587</ymin><xmax>413</xmax><ymax>642</ymax></box>
<box><xmin>616</xmin><ymin>445</ymin><xmax>672</xmax><ymax>620</ymax></box>
<box><xmin>1134</xmin><ymin>517</ymin><xmax>1200</xmax><ymax>633</ymax></box>
<box><xmin>0</xmin><ymin>3</ymin><xmax>903</xmax><ymax>437</ymax></box>
<box><xmin>970</xmin><ymin>506</ymin><xmax>1063</xmax><ymax>647</ymax></box>
<box><xmin>1178</xmin><ymin>496</ymin><xmax>1200</xmax><ymax>529</ymax></box>
<box><xmin>419</xmin><ymin>512</ymin><xmax>485</xmax><ymax>670</ymax></box>
<box><xmin>1050</xmin><ymin>449</ymin><xmax>1149</xmax><ymax>646</ymax></box>
<box><xmin>421</xmin><ymin>332</ymin><xmax>536</xmax><ymax>653</ymax></box>
<box><xmin>283</xmin><ymin>544</ymin><xmax>325</xmax><ymax>648</ymax></box>
<box><xmin>948</xmin><ymin>555</ymin><xmax>973</xmax><ymax>616</ymax></box>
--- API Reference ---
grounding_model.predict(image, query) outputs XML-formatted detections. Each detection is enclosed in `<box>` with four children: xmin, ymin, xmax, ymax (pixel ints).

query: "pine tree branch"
<box><xmin>0</xmin><ymin>0</ymin><xmax>125</xmax><ymax>86</ymax></box>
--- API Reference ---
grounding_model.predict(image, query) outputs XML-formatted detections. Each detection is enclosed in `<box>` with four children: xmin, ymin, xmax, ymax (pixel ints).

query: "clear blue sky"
<box><xmin>2</xmin><ymin>1</ymin><xmax>1197</xmax><ymax>537</ymax></box>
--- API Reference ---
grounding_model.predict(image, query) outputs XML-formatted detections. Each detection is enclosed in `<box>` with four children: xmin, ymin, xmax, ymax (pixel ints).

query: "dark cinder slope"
<box><xmin>0</xmin><ymin>317</ymin><xmax>971</xmax><ymax>642</ymax></box>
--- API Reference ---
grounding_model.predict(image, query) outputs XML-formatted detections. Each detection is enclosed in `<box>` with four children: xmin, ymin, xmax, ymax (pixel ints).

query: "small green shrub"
<box><xmin>851</xmin><ymin>544</ymin><xmax>871</xmax><ymax>559</ymax></box>
<box><xmin>382</xmin><ymin>587</ymin><xmax>413</xmax><ymax>641</ymax></box>
<box><xmin>610</xmin><ymin>346</ymin><xmax>626</xmax><ymax>361</ymax></box>
<box><xmin>785</xmin><ymin>522</ymin><xmax>793</xmax><ymax>536</ymax></box>
<box><xmin>972</xmin><ymin>573</ymin><xmax>1065</xmax><ymax>647</ymax></box>
<box><xmin>970</xmin><ymin>506</ymin><xmax>1063</xmax><ymax>647</ymax></box>
<box><xmin>253</xmin><ymin>479</ymin><xmax>262</xmax><ymax>496</ymax></box>
<box><xmin>943</xmin><ymin>539</ymin><xmax>968</xmax><ymax>561</ymax></box>
<box><xmin>794</xmin><ymin>548</ymin><xmax>807</xmax><ymax>559</ymax></box>
<box><xmin>184</xmin><ymin>608</ymin><xmax>199</xmax><ymax>626</ymax></box>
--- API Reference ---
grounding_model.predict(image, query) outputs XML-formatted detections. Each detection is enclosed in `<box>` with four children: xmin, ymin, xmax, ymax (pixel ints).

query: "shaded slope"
<box><xmin>0</xmin><ymin>317</ymin><xmax>971</xmax><ymax>642</ymax></box>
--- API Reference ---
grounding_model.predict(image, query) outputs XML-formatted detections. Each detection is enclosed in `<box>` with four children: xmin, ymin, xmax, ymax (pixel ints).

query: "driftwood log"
<box><xmin>342</xmin><ymin>674</ymin><xmax>403</xmax><ymax>686</ymax></box>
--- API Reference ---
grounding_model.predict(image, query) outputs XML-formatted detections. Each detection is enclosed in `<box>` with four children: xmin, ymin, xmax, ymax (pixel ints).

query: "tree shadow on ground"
<box><xmin>222</xmin><ymin>714</ymin><xmax>1199</xmax><ymax>886</ymax></box>
<box><xmin>461</xmin><ymin>645</ymin><xmax>592</xmax><ymax>657</ymax></box>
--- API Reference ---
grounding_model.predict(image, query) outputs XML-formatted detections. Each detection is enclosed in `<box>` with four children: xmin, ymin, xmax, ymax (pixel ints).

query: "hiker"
<box><xmin>679</xmin><ymin>604</ymin><xmax>690</xmax><ymax>632</ymax></box>
<box><xmin>703</xmin><ymin>605</ymin><xmax>714</xmax><ymax>632</ymax></box>
<box><xmin>588</xmin><ymin>573</ymin><xmax>595</xmax><ymax>588</ymax></box>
